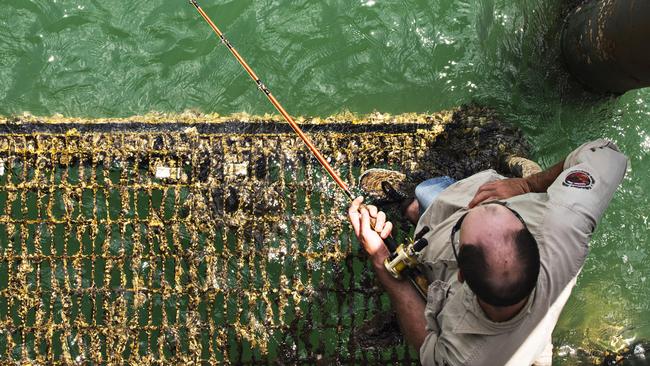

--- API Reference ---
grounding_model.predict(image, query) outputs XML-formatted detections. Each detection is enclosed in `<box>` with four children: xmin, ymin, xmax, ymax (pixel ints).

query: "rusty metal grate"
<box><xmin>0</xmin><ymin>107</ymin><xmax>529</xmax><ymax>364</ymax></box>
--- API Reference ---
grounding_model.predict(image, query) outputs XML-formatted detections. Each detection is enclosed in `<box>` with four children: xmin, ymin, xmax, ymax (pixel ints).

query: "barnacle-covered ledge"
<box><xmin>0</xmin><ymin>109</ymin><xmax>453</xmax><ymax>125</ymax></box>
<box><xmin>0</xmin><ymin>105</ymin><xmax>533</xmax><ymax>182</ymax></box>
<box><xmin>0</xmin><ymin>105</ymin><xmax>534</xmax><ymax>365</ymax></box>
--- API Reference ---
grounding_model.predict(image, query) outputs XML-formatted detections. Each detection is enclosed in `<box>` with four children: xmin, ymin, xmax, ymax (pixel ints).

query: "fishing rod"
<box><xmin>189</xmin><ymin>0</ymin><xmax>427</xmax><ymax>264</ymax></box>
<box><xmin>189</xmin><ymin>0</ymin><xmax>353</xmax><ymax>201</ymax></box>
<box><xmin>190</xmin><ymin>0</ymin><xmax>429</xmax><ymax>298</ymax></box>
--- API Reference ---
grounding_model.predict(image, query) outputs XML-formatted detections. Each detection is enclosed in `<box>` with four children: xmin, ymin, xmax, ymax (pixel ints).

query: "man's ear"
<box><xmin>458</xmin><ymin>269</ymin><xmax>464</xmax><ymax>283</ymax></box>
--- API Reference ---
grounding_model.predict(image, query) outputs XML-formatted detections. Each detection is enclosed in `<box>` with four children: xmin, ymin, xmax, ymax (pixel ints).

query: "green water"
<box><xmin>1</xmin><ymin>0</ymin><xmax>649</xmax><ymax>362</ymax></box>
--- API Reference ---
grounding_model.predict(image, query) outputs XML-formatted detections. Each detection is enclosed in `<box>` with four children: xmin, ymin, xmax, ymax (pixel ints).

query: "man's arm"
<box><xmin>348</xmin><ymin>197</ymin><xmax>428</xmax><ymax>349</ymax></box>
<box><xmin>469</xmin><ymin>139</ymin><xmax>627</xmax><ymax>208</ymax></box>
<box><xmin>539</xmin><ymin>140</ymin><xmax>628</xmax><ymax>291</ymax></box>
<box><xmin>468</xmin><ymin>160</ymin><xmax>565</xmax><ymax>207</ymax></box>
<box><xmin>525</xmin><ymin>160</ymin><xmax>565</xmax><ymax>193</ymax></box>
<box><xmin>371</xmin><ymin>253</ymin><xmax>428</xmax><ymax>349</ymax></box>
<box><xmin>547</xmin><ymin>139</ymin><xmax>628</xmax><ymax>228</ymax></box>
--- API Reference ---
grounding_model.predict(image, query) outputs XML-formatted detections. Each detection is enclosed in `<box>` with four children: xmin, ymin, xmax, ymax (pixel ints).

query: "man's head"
<box><xmin>452</xmin><ymin>202</ymin><xmax>540</xmax><ymax>307</ymax></box>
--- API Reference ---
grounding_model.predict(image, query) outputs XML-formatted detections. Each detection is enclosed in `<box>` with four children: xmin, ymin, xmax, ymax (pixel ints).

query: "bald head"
<box><xmin>457</xmin><ymin>203</ymin><xmax>540</xmax><ymax>307</ymax></box>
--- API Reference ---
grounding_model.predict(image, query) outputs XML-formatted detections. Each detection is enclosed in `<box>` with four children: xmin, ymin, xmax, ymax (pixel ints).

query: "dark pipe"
<box><xmin>561</xmin><ymin>0</ymin><xmax>650</xmax><ymax>94</ymax></box>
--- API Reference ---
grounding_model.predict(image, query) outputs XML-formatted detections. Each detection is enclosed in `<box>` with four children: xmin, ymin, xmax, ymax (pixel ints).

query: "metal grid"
<box><xmin>0</xmin><ymin>107</ymin><xmax>529</xmax><ymax>364</ymax></box>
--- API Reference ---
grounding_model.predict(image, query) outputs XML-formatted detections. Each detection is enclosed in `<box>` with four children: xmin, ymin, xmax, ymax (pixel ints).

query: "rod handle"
<box><xmin>412</xmin><ymin>238</ymin><xmax>428</xmax><ymax>252</ymax></box>
<box><xmin>384</xmin><ymin>236</ymin><xmax>399</xmax><ymax>253</ymax></box>
<box><xmin>359</xmin><ymin>203</ymin><xmax>399</xmax><ymax>252</ymax></box>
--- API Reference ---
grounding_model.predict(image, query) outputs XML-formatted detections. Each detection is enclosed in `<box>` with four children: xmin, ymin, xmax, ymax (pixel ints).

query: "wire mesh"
<box><xmin>0</xmin><ymin>107</ymin><xmax>529</xmax><ymax>364</ymax></box>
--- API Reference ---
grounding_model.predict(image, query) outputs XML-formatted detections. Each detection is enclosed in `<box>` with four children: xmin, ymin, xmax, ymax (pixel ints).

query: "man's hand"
<box><xmin>348</xmin><ymin>196</ymin><xmax>393</xmax><ymax>264</ymax></box>
<box><xmin>468</xmin><ymin>178</ymin><xmax>531</xmax><ymax>208</ymax></box>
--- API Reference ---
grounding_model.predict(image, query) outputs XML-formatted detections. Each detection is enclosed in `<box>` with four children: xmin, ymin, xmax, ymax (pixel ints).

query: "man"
<box><xmin>348</xmin><ymin>139</ymin><xmax>628</xmax><ymax>365</ymax></box>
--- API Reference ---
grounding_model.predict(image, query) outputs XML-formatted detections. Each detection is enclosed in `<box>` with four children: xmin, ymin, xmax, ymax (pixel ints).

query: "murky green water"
<box><xmin>1</xmin><ymin>0</ymin><xmax>648</xmax><ymax>363</ymax></box>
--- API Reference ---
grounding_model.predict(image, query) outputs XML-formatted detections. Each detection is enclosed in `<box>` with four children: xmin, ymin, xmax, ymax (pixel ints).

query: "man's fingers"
<box><xmin>474</xmin><ymin>195</ymin><xmax>499</xmax><ymax>207</ymax></box>
<box><xmin>348</xmin><ymin>196</ymin><xmax>363</xmax><ymax>218</ymax></box>
<box><xmin>365</xmin><ymin>205</ymin><xmax>378</xmax><ymax>217</ymax></box>
<box><xmin>483</xmin><ymin>196</ymin><xmax>499</xmax><ymax>204</ymax></box>
<box><xmin>349</xmin><ymin>196</ymin><xmax>364</xmax><ymax>213</ymax></box>
<box><xmin>360</xmin><ymin>208</ymin><xmax>374</xmax><ymax>237</ymax></box>
<box><xmin>375</xmin><ymin>211</ymin><xmax>386</xmax><ymax>232</ymax></box>
<box><xmin>348</xmin><ymin>196</ymin><xmax>364</xmax><ymax>236</ymax></box>
<box><xmin>468</xmin><ymin>189</ymin><xmax>493</xmax><ymax>208</ymax></box>
<box><xmin>380</xmin><ymin>221</ymin><xmax>393</xmax><ymax>239</ymax></box>
<box><xmin>348</xmin><ymin>211</ymin><xmax>361</xmax><ymax>237</ymax></box>
<box><xmin>468</xmin><ymin>179</ymin><xmax>532</xmax><ymax>208</ymax></box>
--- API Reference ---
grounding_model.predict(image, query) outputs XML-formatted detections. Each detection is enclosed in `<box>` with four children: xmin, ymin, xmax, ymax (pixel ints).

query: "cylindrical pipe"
<box><xmin>561</xmin><ymin>0</ymin><xmax>650</xmax><ymax>94</ymax></box>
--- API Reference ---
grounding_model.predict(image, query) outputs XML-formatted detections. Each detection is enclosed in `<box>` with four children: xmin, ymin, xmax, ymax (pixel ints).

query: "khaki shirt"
<box><xmin>416</xmin><ymin>139</ymin><xmax>628</xmax><ymax>366</ymax></box>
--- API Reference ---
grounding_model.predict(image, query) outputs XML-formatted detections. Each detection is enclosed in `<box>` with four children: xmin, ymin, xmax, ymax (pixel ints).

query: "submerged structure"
<box><xmin>562</xmin><ymin>0</ymin><xmax>650</xmax><ymax>93</ymax></box>
<box><xmin>0</xmin><ymin>106</ymin><xmax>559</xmax><ymax>364</ymax></box>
